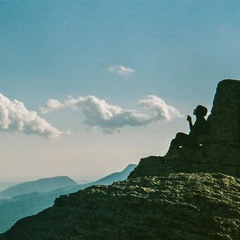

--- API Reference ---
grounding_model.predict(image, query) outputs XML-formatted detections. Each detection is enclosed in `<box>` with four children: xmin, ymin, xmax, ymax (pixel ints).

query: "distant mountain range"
<box><xmin>92</xmin><ymin>164</ymin><xmax>136</xmax><ymax>185</ymax></box>
<box><xmin>0</xmin><ymin>164</ymin><xmax>136</xmax><ymax>234</ymax></box>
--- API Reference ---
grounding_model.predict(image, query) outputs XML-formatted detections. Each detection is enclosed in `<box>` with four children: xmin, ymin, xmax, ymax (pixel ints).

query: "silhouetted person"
<box><xmin>166</xmin><ymin>105</ymin><xmax>209</xmax><ymax>157</ymax></box>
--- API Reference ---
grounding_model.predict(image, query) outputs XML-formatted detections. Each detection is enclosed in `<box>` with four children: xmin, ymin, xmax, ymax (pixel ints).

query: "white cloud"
<box><xmin>138</xmin><ymin>95</ymin><xmax>180</xmax><ymax>121</ymax></box>
<box><xmin>0</xmin><ymin>94</ymin><xmax>64</xmax><ymax>138</ymax></box>
<box><xmin>40</xmin><ymin>99</ymin><xmax>65</xmax><ymax>113</ymax></box>
<box><xmin>108</xmin><ymin>65</ymin><xmax>135</xmax><ymax>75</ymax></box>
<box><xmin>42</xmin><ymin>95</ymin><xmax>180</xmax><ymax>133</ymax></box>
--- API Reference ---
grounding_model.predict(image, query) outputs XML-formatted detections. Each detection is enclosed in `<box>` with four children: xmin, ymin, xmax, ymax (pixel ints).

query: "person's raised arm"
<box><xmin>187</xmin><ymin>115</ymin><xmax>193</xmax><ymax>130</ymax></box>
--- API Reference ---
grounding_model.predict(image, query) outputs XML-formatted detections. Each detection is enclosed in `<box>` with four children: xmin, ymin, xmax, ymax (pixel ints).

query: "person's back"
<box><xmin>165</xmin><ymin>105</ymin><xmax>209</xmax><ymax>158</ymax></box>
<box><xmin>189</xmin><ymin>116</ymin><xmax>209</xmax><ymax>139</ymax></box>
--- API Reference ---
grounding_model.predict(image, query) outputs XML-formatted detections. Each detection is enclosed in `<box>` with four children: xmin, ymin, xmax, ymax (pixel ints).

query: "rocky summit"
<box><xmin>0</xmin><ymin>173</ymin><xmax>239</xmax><ymax>240</ymax></box>
<box><xmin>130</xmin><ymin>80</ymin><xmax>240</xmax><ymax>179</ymax></box>
<box><xmin>0</xmin><ymin>79</ymin><xmax>240</xmax><ymax>240</ymax></box>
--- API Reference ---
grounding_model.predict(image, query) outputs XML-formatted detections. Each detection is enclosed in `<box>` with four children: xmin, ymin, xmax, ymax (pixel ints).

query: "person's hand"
<box><xmin>187</xmin><ymin>115</ymin><xmax>192</xmax><ymax>123</ymax></box>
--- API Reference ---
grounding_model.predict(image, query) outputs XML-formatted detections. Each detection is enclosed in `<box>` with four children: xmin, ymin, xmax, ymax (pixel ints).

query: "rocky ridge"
<box><xmin>0</xmin><ymin>173</ymin><xmax>239</xmax><ymax>240</ymax></box>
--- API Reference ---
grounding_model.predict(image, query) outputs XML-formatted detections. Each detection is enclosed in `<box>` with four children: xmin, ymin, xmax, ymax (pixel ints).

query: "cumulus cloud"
<box><xmin>40</xmin><ymin>99</ymin><xmax>65</xmax><ymax>113</ymax></box>
<box><xmin>138</xmin><ymin>95</ymin><xmax>180</xmax><ymax>121</ymax></box>
<box><xmin>41</xmin><ymin>95</ymin><xmax>180</xmax><ymax>133</ymax></box>
<box><xmin>108</xmin><ymin>65</ymin><xmax>135</xmax><ymax>75</ymax></box>
<box><xmin>0</xmin><ymin>94</ymin><xmax>64</xmax><ymax>138</ymax></box>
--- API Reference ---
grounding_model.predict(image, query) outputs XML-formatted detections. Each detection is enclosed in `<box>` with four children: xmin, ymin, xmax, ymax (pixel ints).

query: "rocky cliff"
<box><xmin>208</xmin><ymin>80</ymin><xmax>240</xmax><ymax>145</ymax></box>
<box><xmin>0</xmin><ymin>80</ymin><xmax>239</xmax><ymax>240</ymax></box>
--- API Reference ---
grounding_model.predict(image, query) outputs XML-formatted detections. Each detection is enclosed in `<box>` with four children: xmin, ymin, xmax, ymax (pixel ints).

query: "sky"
<box><xmin>0</xmin><ymin>0</ymin><xmax>240</xmax><ymax>182</ymax></box>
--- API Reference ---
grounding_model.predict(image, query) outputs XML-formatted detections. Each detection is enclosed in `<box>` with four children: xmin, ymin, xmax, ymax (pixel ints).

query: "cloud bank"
<box><xmin>0</xmin><ymin>94</ymin><xmax>64</xmax><ymax>138</ymax></box>
<box><xmin>41</xmin><ymin>95</ymin><xmax>180</xmax><ymax>133</ymax></box>
<box><xmin>108</xmin><ymin>65</ymin><xmax>135</xmax><ymax>75</ymax></box>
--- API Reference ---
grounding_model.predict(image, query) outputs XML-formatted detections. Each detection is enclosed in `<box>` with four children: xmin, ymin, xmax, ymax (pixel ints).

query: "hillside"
<box><xmin>90</xmin><ymin>164</ymin><xmax>137</xmax><ymax>185</ymax></box>
<box><xmin>0</xmin><ymin>173</ymin><xmax>239</xmax><ymax>240</ymax></box>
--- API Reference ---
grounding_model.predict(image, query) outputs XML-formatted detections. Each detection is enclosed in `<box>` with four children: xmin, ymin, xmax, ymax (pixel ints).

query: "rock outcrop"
<box><xmin>208</xmin><ymin>79</ymin><xmax>240</xmax><ymax>145</ymax></box>
<box><xmin>130</xmin><ymin>79</ymin><xmax>240</xmax><ymax>179</ymax></box>
<box><xmin>0</xmin><ymin>173</ymin><xmax>239</xmax><ymax>240</ymax></box>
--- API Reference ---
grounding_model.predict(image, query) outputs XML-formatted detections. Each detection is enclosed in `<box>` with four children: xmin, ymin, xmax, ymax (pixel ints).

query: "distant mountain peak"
<box><xmin>1</xmin><ymin>176</ymin><xmax>77</xmax><ymax>198</ymax></box>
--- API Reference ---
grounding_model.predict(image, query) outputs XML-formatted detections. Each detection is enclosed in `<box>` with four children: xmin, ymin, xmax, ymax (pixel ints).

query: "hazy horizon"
<box><xmin>1</xmin><ymin>0</ymin><xmax>240</xmax><ymax>181</ymax></box>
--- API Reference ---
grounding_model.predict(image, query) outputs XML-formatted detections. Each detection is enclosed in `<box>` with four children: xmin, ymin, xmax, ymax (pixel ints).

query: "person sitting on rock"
<box><xmin>165</xmin><ymin>105</ymin><xmax>209</xmax><ymax>158</ymax></box>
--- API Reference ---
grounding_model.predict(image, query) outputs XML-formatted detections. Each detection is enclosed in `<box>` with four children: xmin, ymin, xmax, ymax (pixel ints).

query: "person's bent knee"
<box><xmin>176</xmin><ymin>132</ymin><xmax>186</xmax><ymax>139</ymax></box>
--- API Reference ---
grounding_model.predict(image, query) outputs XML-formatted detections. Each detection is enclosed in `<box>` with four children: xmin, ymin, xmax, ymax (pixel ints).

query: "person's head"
<box><xmin>193</xmin><ymin>105</ymin><xmax>208</xmax><ymax>117</ymax></box>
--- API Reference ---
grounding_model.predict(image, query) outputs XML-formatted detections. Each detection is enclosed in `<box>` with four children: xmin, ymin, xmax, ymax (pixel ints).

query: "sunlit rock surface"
<box><xmin>0</xmin><ymin>173</ymin><xmax>239</xmax><ymax>240</ymax></box>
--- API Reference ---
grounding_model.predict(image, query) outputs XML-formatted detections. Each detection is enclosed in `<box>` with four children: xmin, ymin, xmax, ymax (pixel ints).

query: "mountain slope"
<box><xmin>49</xmin><ymin>164</ymin><xmax>137</xmax><ymax>195</ymax></box>
<box><xmin>81</xmin><ymin>163</ymin><xmax>137</xmax><ymax>186</ymax></box>
<box><xmin>0</xmin><ymin>173</ymin><xmax>239</xmax><ymax>240</ymax></box>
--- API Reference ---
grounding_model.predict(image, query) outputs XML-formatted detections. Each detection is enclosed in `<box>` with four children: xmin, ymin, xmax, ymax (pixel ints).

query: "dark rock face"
<box><xmin>0</xmin><ymin>173</ymin><xmax>239</xmax><ymax>240</ymax></box>
<box><xmin>208</xmin><ymin>79</ymin><xmax>240</xmax><ymax>145</ymax></box>
<box><xmin>130</xmin><ymin>80</ymin><xmax>240</xmax><ymax>179</ymax></box>
<box><xmin>204</xmin><ymin>80</ymin><xmax>240</xmax><ymax>175</ymax></box>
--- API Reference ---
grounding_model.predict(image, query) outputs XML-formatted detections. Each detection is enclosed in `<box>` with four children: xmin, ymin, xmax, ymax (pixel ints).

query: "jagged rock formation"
<box><xmin>130</xmin><ymin>79</ymin><xmax>240</xmax><ymax>179</ymax></box>
<box><xmin>208</xmin><ymin>79</ymin><xmax>240</xmax><ymax>145</ymax></box>
<box><xmin>0</xmin><ymin>173</ymin><xmax>239</xmax><ymax>240</ymax></box>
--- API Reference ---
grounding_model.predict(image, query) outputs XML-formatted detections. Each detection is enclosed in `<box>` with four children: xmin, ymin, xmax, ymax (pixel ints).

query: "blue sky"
<box><xmin>0</xmin><ymin>0</ymin><xmax>240</xmax><ymax>182</ymax></box>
